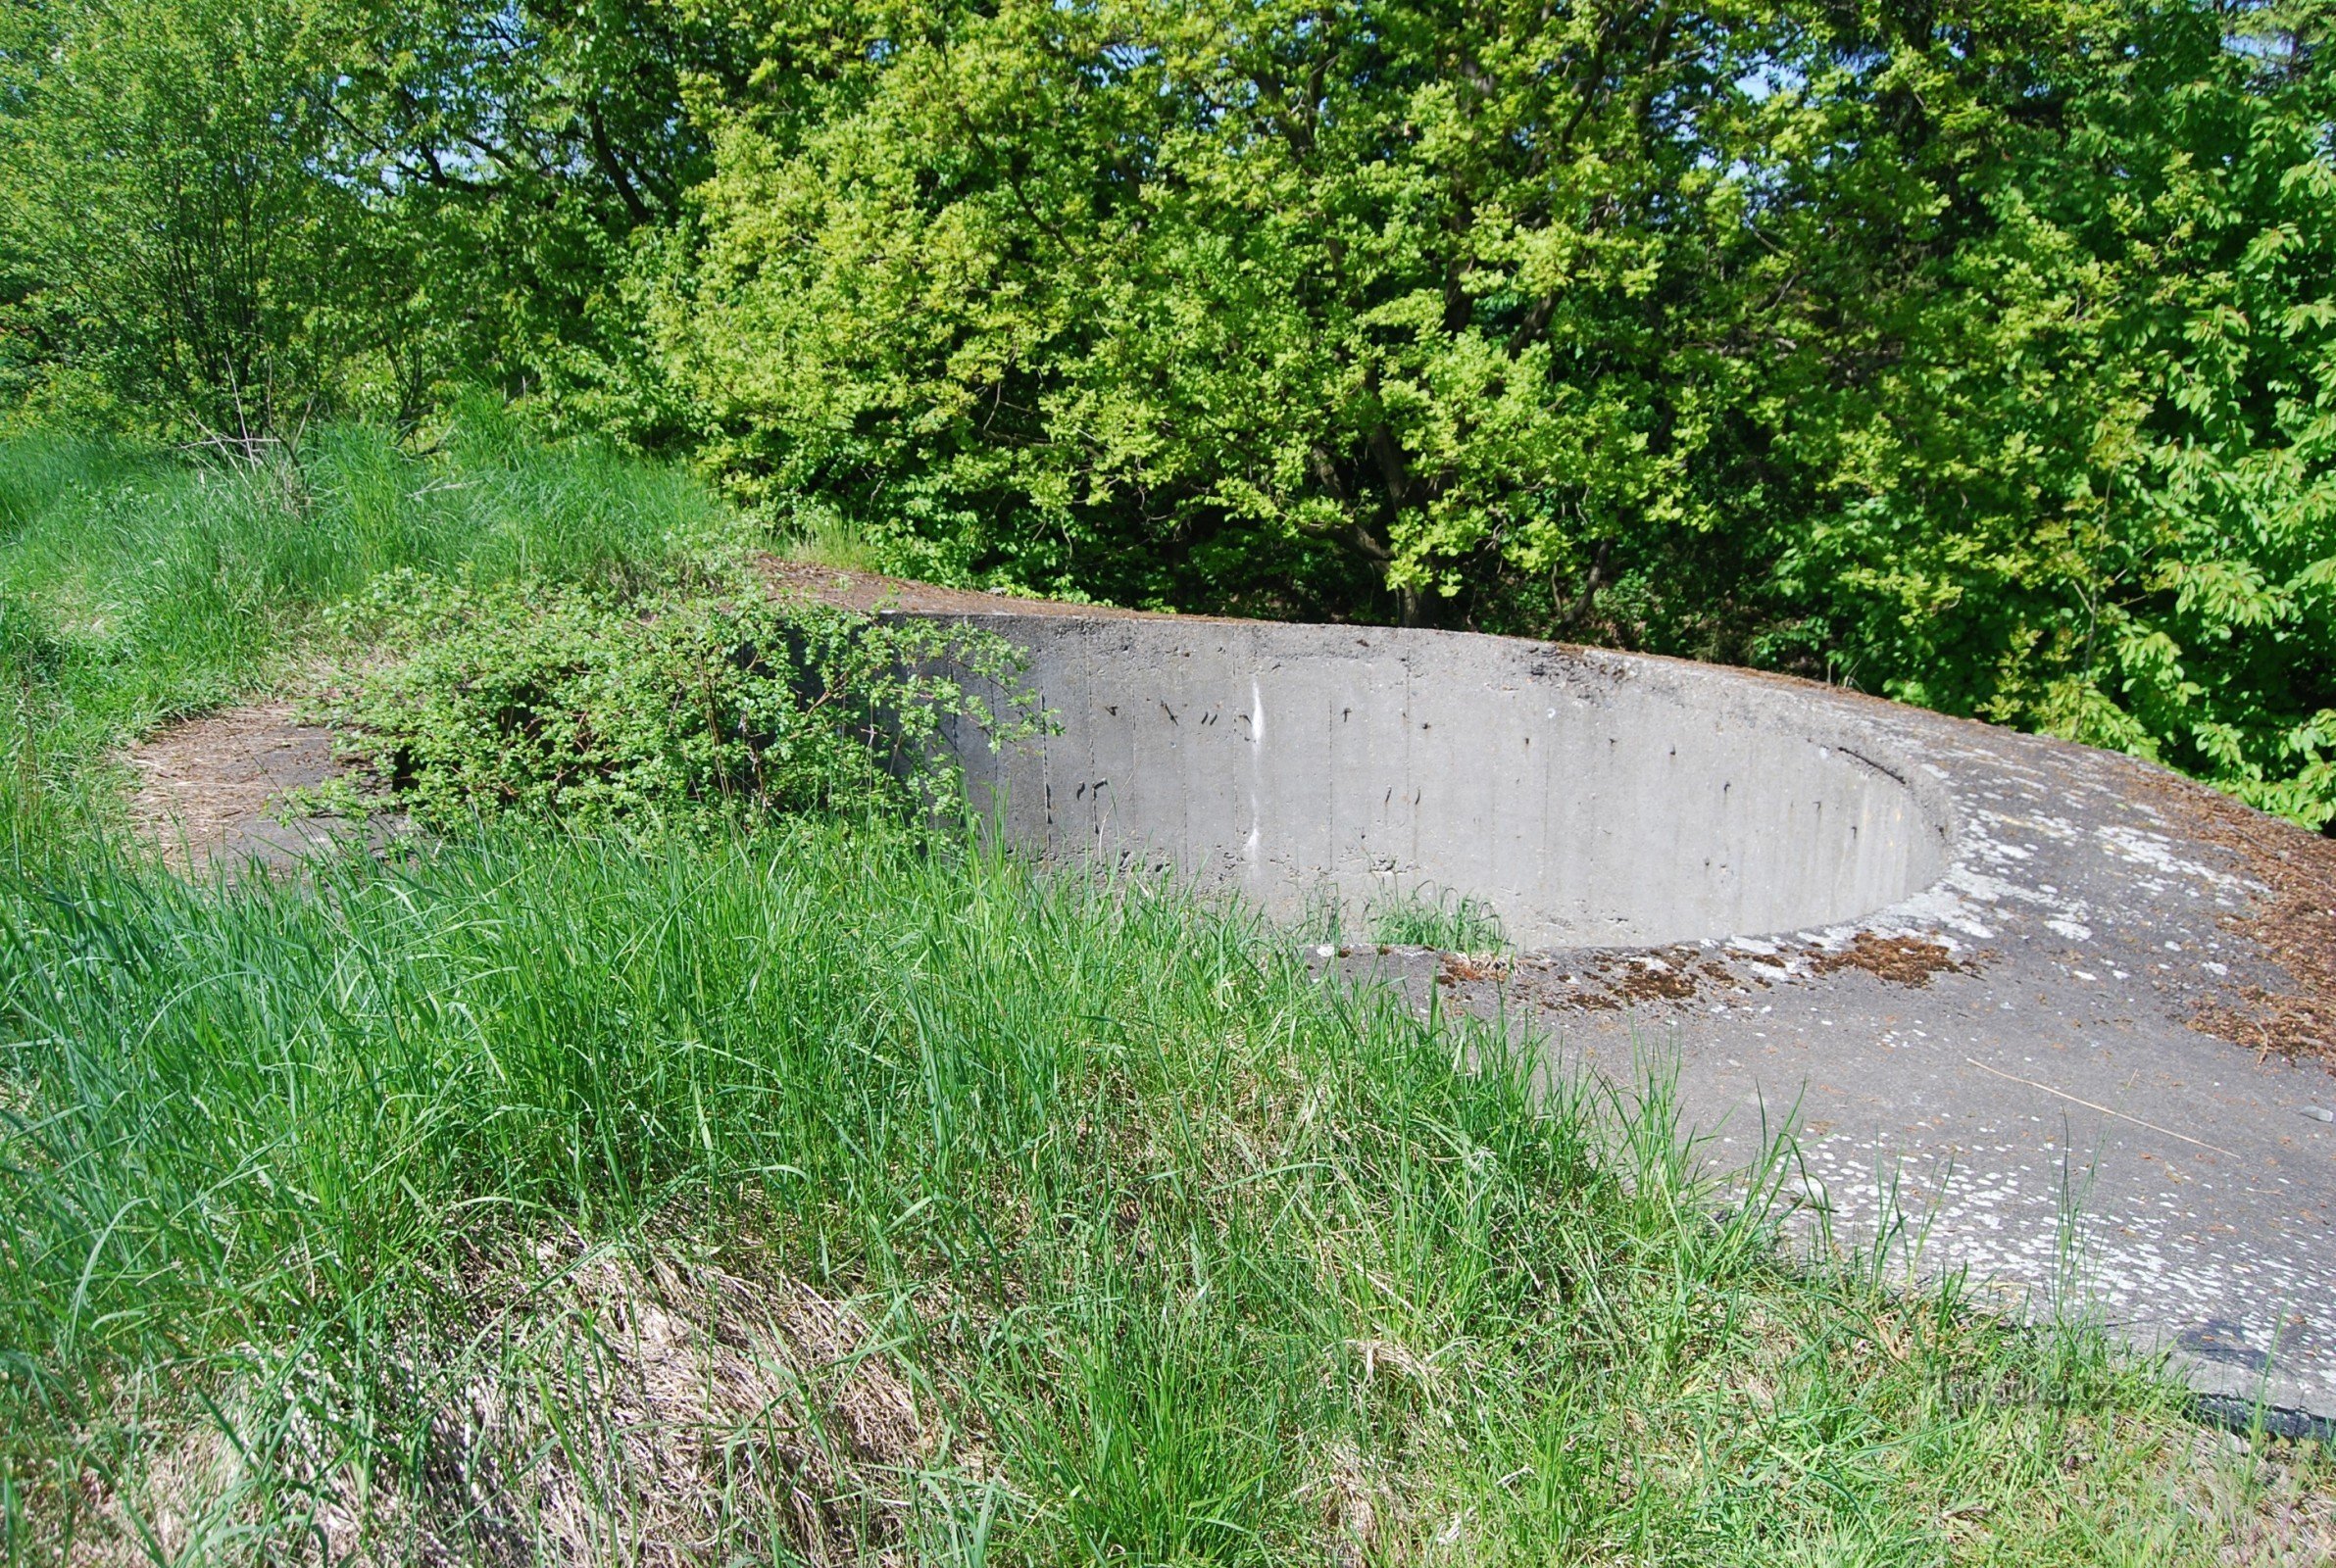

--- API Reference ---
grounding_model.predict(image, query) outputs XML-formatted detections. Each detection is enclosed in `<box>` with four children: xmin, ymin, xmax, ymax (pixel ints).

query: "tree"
<box><xmin>0</xmin><ymin>0</ymin><xmax>380</xmax><ymax>433</ymax></box>
<box><xmin>665</xmin><ymin>0</ymin><xmax>1783</xmax><ymax>620</ymax></box>
<box><xmin>1764</xmin><ymin>0</ymin><xmax>2336</xmax><ymax>823</ymax></box>
<box><xmin>668</xmin><ymin>0</ymin><xmax>2336</xmax><ymax>825</ymax></box>
<box><xmin>0</xmin><ymin>0</ymin><xmax>760</xmax><ymax>435</ymax></box>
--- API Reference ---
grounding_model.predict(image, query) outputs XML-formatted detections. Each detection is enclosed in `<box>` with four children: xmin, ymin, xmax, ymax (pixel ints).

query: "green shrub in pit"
<box><xmin>319</xmin><ymin>571</ymin><xmax>1041</xmax><ymax>830</ymax></box>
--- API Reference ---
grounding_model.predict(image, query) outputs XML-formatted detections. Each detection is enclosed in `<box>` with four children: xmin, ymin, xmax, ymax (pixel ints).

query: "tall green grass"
<box><xmin>0</xmin><ymin>417</ymin><xmax>2316</xmax><ymax>1563</ymax></box>
<box><xmin>0</xmin><ymin>411</ymin><xmax>746</xmax><ymax>861</ymax></box>
<box><xmin>0</xmin><ymin>824</ymin><xmax>2291</xmax><ymax>1563</ymax></box>
<box><xmin>1296</xmin><ymin>882</ymin><xmax>1511</xmax><ymax>956</ymax></box>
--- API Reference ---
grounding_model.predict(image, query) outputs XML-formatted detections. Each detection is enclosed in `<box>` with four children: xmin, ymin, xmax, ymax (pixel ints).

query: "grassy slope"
<box><xmin>0</xmin><ymin>426</ymin><xmax>2325</xmax><ymax>1563</ymax></box>
<box><xmin>0</xmin><ymin>413</ymin><xmax>745</xmax><ymax>862</ymax></box>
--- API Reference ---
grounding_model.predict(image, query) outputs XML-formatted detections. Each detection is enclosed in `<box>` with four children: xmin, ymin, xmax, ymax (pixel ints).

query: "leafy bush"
<box><xmin>0</xmin><ymin>418</ymin><xmax>754</xmax><ymax>862</ymax></box>
<box><xmin>664</xmin><ymin>0</ymin><xmax>2336</xmax><ymax>829</ymax></box>
<box><xmin>318</xmin><ymin>570</ymin><xmax>1041</xmax><ymax>829</ymax></box>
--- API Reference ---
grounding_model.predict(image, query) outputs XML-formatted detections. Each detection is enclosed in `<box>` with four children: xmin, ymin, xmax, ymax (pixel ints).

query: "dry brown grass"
<box><xmin>65</xmin><ymin>1246</ymin><xmax>950</xmax><ymax>1567</ymax></box>
<box><xmin>2143</xmin><ymin>772</ymin><xmax>2336</xmax><ymax>1065</ymax></box>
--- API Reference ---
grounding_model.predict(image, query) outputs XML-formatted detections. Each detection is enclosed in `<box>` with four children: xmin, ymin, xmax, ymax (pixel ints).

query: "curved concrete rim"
<box><xmin>906</xmin><ymin>605</ymin><xmax>2336</xmax><ymax>1423</ymax></box>
<box><xmin>940</xmin><ymin>615</ymin><xmax>1962</xmax><ymax>949</ymax></box>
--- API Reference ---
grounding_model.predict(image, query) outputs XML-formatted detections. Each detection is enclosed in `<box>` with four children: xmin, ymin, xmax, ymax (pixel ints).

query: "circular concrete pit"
<box><xmin>932</xmin><ymin>612</ymin><xmax>2336</xmax><ymax>1427</ymax></box>
<box><xmin>946</xmin><ymin>618</ymin><xmax>1955</xmax><ymax>946</ymax></box>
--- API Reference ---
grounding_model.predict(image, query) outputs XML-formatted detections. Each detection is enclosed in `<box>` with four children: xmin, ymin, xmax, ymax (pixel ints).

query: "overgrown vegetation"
<box><xmin>0</xmin><ymin>414</ymin><xmax>745</xmax><ymax>860</ymax></box>
<box><xmin>317</xmin><ymin>570</ymin><xmax>1038</xmax><ymax>831</ymax></box>
<box><xmin>0</xmin><ymin>422</ymin><xmax>2326</xmax><ymax>1561</ymax></box>
<box><xmin>2</xmin><ymin>826</ymin><xmax>2318</xmax><ymax>1563</ymax></box>
<box><xmin>0</xmin><ymin>0</ymin><xmax>2327</xmax><ymax>1545</ymax></box>
<box><xmin>5</xmin><ymin>0</ymin><xmax>2331</xmax><ymax>825</ymax></box>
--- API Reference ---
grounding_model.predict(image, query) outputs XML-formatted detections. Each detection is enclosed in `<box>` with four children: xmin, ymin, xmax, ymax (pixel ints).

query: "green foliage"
<box><xmin>0</xmin><ymin>415</ymin><xmax>746</xmax><ymax>861</ymax></box>
<box><xmin>1762</xmin><ymin>0</ymin><xmax>2336</xmax><ymax>826</ymax></box>
<box><xmin>0</xmin><ymin>823</ymin><xmax>2278</xmax><ymax>1560</ymax></box>
<box><xmin>2</xmin><ymin>0</ymin><xmax>2332</xmax><ymax>824</ymax></box>
<box><xmin>666</xmin><ymin>0</ymin><xmax>2336</xmax><ymax>826</ymax></box>
<box><xmin>0</xmin><ymin>0</ymin><xmax>382</xmax><ymax>430</ymax></box>
<box><xmin>319</xmin><ymin>570</ymin><xmax>1039</xmax><ymax>829</ymax></box>
<box><xmin>0</xmin><ymin>0</ymin><xmax>751</xmax><ymax>433</ymax></box>
<box><xmin>1368</xmin><ymin>885</ymin><xmax>1512</xmax><ymax>953</ymax></box>
<box><xmin>665</xmin><ymin>0</ymin><xmax>1766</xmax><ymax>620</ymax></box>
<box><xmin>314</xmin><ymin>0</ymin><xmax>770</xmax><ymax>436</ymax></box>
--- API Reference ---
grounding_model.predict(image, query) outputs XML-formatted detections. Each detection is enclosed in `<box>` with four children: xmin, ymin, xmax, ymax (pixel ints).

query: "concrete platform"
<box><xmin>924</xmin><ymin>612</ymin><xmax>2336</xmax><ymax>1422</ymax></box>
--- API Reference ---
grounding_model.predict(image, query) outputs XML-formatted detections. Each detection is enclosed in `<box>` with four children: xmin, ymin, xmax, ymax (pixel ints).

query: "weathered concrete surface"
<box><xmin>946</xmin><ymin>619</ymin><xmax>1953</xmax><ymax>947</ymax></box>
<box><xmin>928</xmin><ymin>611</ymin><xmax>2336</xmax><ymax>1423</ymax></box>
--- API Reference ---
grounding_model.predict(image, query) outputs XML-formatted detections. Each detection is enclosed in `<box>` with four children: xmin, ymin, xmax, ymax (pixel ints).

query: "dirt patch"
<box><xmin>1811</xmin><ymin>932</ymin><xmax>1969</xmax><ymax>987</ymax></box>
<box><xmin>1605</xmin><ymin>952</ymin><xmax>1707</xmax><ymax>1004</ymax></box>
<box><xmin>1437</xmin><ymin>952</ymin><xmax>1512</xmax><ymax>984</ymax></box>
<box><xmin>1513</xmin><ymin>933</ymin><xmax>1977</xmax><ymax>1015</ymax></box>
<box><xmin>123</xmin><ymin>699</ymin><xmax>357</xmax><ymax>871</ymax></box>
<box><xmin>760</xmin><ymin>555</ymin><xmax>1165</xmax><ymax>621</ymax></box>
<box><xmin>2141</xmin><ymin>772</ymin><xmax>2336</xmax><ymax>1065</ymax></box>
<box><xmin>1516</xmin><ymin>947</ymin><xmax>1724</xmax><ymax>1010</ymax></box>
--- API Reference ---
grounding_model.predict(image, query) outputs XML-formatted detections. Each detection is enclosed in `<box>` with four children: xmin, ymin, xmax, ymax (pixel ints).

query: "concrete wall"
<box><xmin>933</xmin><ymin>615</ymin><xmax>1956</xmax><ymax>949</ymax></box>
